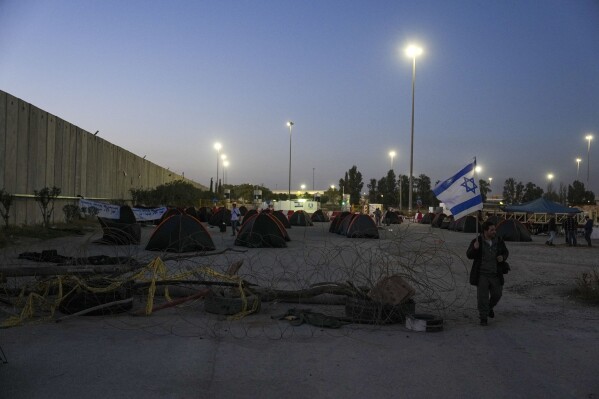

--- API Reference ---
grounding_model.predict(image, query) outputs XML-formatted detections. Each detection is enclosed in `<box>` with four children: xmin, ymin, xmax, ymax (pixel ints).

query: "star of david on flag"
<box><xmin>432</xmin><ymin>159</ymin><xmax>483</xmax><ymax>220</ymax></box>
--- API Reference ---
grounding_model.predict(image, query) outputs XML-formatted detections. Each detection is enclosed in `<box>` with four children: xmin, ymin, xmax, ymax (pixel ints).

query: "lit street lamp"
<box><xmin>405</xmin><ymin>44</ymin><xmax>423</xmax><ymax>215</ymax></box>
<box><xmin>547</xmin><ymin>173</ymin><xmax>554</xmax><ymax>194</ymax></box>
<box><xmin>221</xmin><ymin>154</ymin><xmax>227</xmax><ymax>187</ymax></box>
<box><xmin>389</xmin><ymin>150</ymin><xmax>396</xmax><ymax>170</ymax></box>
<box><xmin>223</xmin><ymin>160</ymin><xmax>229</xmax><ymax>185</ymax></box>
<box><xmin>576</xmin><ymin>158</ymin><xmax>582</xmax><ymax>180</ymax></box>
<box><xmin>287</xmin><ymin>121</ymin><xmax>294</xmax><ymax>201</ymax></box>
<box><xmin>586</xmin><ymin>135</ymin><xmax>593</xmax><ymax>183</ymax></box>
<box><xmin>214</xmin><ymin>142</ymin><xmax>222</xmax><ymax>193</ymax></box>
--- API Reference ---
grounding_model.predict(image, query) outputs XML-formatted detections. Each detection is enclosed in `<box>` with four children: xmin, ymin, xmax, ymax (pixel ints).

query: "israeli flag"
<box><xmin>433</xmin><ymin>160</ymin><xmax>483</xmax><ymax>220</ymax></box>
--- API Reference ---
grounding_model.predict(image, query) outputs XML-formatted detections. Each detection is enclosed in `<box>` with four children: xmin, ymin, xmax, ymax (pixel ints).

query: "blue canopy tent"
<box><xmin>503</xmin><ymin>198</ymin><xmax>581</xmax><ymax>213</ymax></box>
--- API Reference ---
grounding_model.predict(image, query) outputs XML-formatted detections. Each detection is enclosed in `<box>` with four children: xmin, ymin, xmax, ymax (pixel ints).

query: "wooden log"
<box><xmin>55</xmin><ymin>297</ymin><xmax>134</xmax><ymax>323</ymax></box>
<box><xmin>0</xmin><ymin>264</ymin><xmax>141</xmax><ymax>277</ymax></box>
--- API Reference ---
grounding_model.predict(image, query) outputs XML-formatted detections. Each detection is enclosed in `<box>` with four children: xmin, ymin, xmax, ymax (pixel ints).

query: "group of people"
<box><xmin>546</xmin><ymin>214</ymin><xmax>594</xmax><ymax>247</ymax></box>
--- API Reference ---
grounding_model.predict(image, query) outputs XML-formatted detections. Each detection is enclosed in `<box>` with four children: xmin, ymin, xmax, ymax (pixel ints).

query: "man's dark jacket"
<box><xmin>466</xmin><ymin>235</ymin><xmax>509</xmax><ymax>286</ymax></box>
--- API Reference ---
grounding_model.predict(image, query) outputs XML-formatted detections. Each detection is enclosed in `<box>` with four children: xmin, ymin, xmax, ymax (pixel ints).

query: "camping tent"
<box><xmin>197</xmin><ymin>207</ymin><xmax>213</xmax><ymax>222</ymax></box>
<box><xmin>242</xmin><ymin>209</ymin><xmax>258</xmax><ymax>224</ymax></box>
<box><xmin>496</xmin><ymin>219</ymin><xmax>532</xmax><ymax>242</ymax></box>
<box><xmin>235</xmin><ymin>213</ymin><xmax>290</xmax><ymax>248</ymax></box>
<box><xmin>420</xmin><ymin>213</ymin><xmax>434</xmax><ymax>224</ymax></box>
<box><xmin>146</xmin><ymin>214</ymin><xmax>216</xmax><ymax>252</ymax></box>
<box><xmin>96</xmin><ymin>205</ymin><xmax>141</xmax><ymax>245</ymax></box>
<box><xmin>384</xmin><ymin>211</ymin><xmax>402</xmax><ymax>224</ymax></box>
<box><xmin>329</xmin><ymin>212</ymin><xmax>351</xmax><ymax>233</ymax></box>
<box><xmin>311</xmin><ymin>209</ymin><xmax>330</xmax><ymax>222</ymax></box>
<box><xmin>273</xmin><ymin>210</ymin><xmax>291</xmax><ymax>228</ymax></box>
<box><xmin>289</xmin><ymin>210</ymin><xmax>313</xmax><ymax>226</ymax></box>
<box><xmin>209</xmin><ymin>207</ymin><xmax>231</xmax><ymax>226</ymax></box>
<box><xmin>338</xmin><ymin>214</ymin><xmax>358</xmax><ymax>236</ymax></box>
<box><xmin>503</xmin><ymin>198</ymin><xmax>581</xmax><ymax>214</ymax></box>
<box><xmin>431</xmin><ymin>213</ymin><xmax>447</xmax><ymax>228</ymax></box>
<box><xmin>346</xmin><ymin>214</ymin><xmax>379</xmax><ymax>238</ymax></box>
<box><xmin>452</xmin><ymin>215</ymin><xmax>481</xmax><ymax>233</ymax></box>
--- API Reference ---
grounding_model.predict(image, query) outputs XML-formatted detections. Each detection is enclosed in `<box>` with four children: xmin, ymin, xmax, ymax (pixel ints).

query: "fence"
<box><xmin>0</xmin><ymin>90</ymin><xmax>206</xmax><ymax>226</ymax></box>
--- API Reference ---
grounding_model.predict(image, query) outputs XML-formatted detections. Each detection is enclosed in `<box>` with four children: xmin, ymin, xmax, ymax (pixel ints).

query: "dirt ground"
<box><xmin>0</xmin><ymin>221</ymin><xmax>598</xmax><ymax>398</ymax></box>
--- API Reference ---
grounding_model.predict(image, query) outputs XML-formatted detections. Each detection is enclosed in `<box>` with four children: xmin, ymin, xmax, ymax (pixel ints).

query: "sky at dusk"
<box><xmin>1</xmin><ymin>0</ymin><xmax>598</xmax><ymax>196</ymax></box>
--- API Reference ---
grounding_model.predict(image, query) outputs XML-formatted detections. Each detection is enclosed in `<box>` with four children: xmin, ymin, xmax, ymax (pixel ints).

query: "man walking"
<box><xmin>583</xmin><ymin>215</ymin><xmax>593</xmax><ymax>247</ymax></box>
<box><xmin>230</xmin><ymin>203</ymin><xmax>241</xmax><ymax>236</ymax></box>
<box><xmin>545</xmin><ymin>214</ymin><xmax>557</xmax><ymax>246</ymax></box>
<box><xmin>564</xmin><ymin>213</ymin><xmax>578</xmax><ymax>247</ymax></box>
<box><xmin>467</xmin><ymin>220</ymin><xmax>510</xmax><ymax>326</ymax></box>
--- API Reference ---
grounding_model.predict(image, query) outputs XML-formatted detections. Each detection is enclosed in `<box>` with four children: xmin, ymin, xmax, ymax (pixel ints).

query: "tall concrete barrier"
<box><xmin>0</xmin><ymin>90</ymin><xmax>207</xmax><ymax>226</ymax></box>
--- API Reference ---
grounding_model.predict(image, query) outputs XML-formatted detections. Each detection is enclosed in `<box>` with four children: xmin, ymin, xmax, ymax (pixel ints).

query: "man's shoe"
<box><xmin>480</xmin><ymin>318</ymin><xmax>488</xmax><ymax>326</ymax></box>
<box><xmin>489</xmin><ymin>309</ymin><xmax>495</xmax><ymax>318</ymax></box>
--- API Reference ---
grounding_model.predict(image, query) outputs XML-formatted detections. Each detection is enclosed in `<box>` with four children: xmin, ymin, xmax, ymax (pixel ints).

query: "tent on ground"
<box><xmin>197</xmin><ymin>207</ymin><xmax>213</xmax><ymax>222</ymax></box>
<box><xmin>503</xmin><ymin>198</ymin><xmax>581</xmax><ymax>214</ymax></box>
<box><xmin>146</xmin><ymin>214</ymin><xmax>216</xmax><ymax>252</ymax></box>
<box><xmin>329</xmin><ymin>212</ymin><xmax>351</xmax><ymax>233</ymax></box>
<box><xmin>273</xmin><ymin>210</ymin><xmax>291</xmax><ymax>228</ymax></box>
<box><xmin>239</xmin><ymin>205</ymin><xmax>248</xmax><ymax>216</ymax></box>
<box><xmin>242</xmin><ymin>209</ymin><xmax>258</xmax><ymax>224</ymax></box>
<box><xmin>185</xmin><ymin>207</ymin><xmax>200</xmax><ymax>221</ymax></box>
<box><xmin>453</xmin><ymin>215</ymin><xmax>481</xmax><ymax>233</ymax></box>
<box><xmin>96</xmin><ymin>205</ymin><xmax>141</xmax><ymax>245</ymax></box>
<box><xmin>420</xmin><ymin>213</ymin><xmax>434</xmax><ymax>224</ymax></box>
<box><xmin>431</xmin><ymin>213</ymin><xmax>447</xmax><ymax>228</ymax></box>
<box><xmin>311</xmin><ymin>209</ymin><xmax>330</xmax><ymax>222</ymax></box>
<box><xmin>338</xmin><ymin>214</ymin><xmax>358</xmax><ymax>236</ymax></box>
<box><xmin>384</xmin><ymin>211</ymin><xmax>402</xmax><ymax>224</ymax></box>
<box><xmin>209</xmin><ymin>207</ymin><xmax>231</xmax><ymax>226</ymax></box>
<box><xmin>440</xmin><ymin>216</ymin><xmax>452</xmax><ymax>229</ymax></box>
<box><xmin>159</xmin><ymin>208</ymin><xmax>182</xmax><ymax>224</ymax></box>
<box><xmin>289</xmin><ymin>210</ymin><xmax>313</xmax><ymax>226</ymax></box>
<box><xmin>496</xmin><ymin>219</ymin><xmax>532</xmax><ymax>242</ymax></box>
<box><xmin>235</xmin><ymin>213</ymin><xmax>290</xmax><ymax>248</ymax></box>
<box><xmin>346</xmin><ymin>214</ymin><xmax>379</xmax><ymax>238</ymax></box>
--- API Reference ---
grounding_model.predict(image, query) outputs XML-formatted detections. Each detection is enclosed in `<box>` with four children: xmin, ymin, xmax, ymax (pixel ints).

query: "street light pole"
<box><xmin>214</xmin><ymin>142</ymin><xmax>221</xmax><ymax>193</ymax></box>
<box><xmin>313</xmin><ymin>168</ymin><xmax>315</xmax><ymax>191</ymax></box>
<box><xmin>287</xmin><ymin>121</ymin><xmax>294</xmax><ymax>202</ymax></box>
<box><xmin>406</xmin><ymin>45</ymin><xmax>422</xmax><ymax>215</ymax></box>
<box><xmin>586</xmin><ymin>135</ymin><xmax>593</xmax><ymax>183</ymax></box>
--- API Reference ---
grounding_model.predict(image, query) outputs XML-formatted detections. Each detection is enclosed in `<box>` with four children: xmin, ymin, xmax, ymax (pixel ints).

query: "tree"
<box><xmin>340</xmin><ymin>166</ymin><xmax>363</xmax><ymax>205</ymax></box>
<box><xmin>478</xmin><ymin>179</ymin><xmax>491</xmax><ymax>203</ymax></box>
<box><xmin>377</xmin><ymin>177</ymin><xmax>389</xmax><ymax>207</ymax></box>
<box><xmin>414</xmin><ymin>174</ymin><xmax>436</xmax><ymax>208</ymax></box>
<box><xmin>503</xmin><ymin>178</ymin><xmax>525</xmax><ymax>204</ymax></box>
<box><xmin>521</xmin><ymin>182</ymin><xmax>543</xmax><ymax>203</ymax></box>
<box><xmin>568</xmin><ymin>180</ymin><xmax>596</xmax><ymax>205</ymax></box>
<box><xmin>367</xmin><ymin>178</ymin><xmax>378</xmax><ymax>203</ymax></box>
<box><xmin>0</xmin><ymin>189</ymin><xmax>13</xmax><ymax>228</ymax></box>
<box><xmin>34</xmin><ymin>186</ymin><xmax>61</xmax><ymax>228</ymax></box>
<box><xmin>384</xmin><ymin>170</ymin><xmax>397</xmax><ymax>207</ymax></box>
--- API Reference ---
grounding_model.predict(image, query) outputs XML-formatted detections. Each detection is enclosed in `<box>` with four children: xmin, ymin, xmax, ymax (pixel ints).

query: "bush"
<box><xmin>575</xmin><ymin>269</ymin><xmax>599</xmax><ymax>303</ymax></box>
<box><xmin>63</xmin><ymin>204</ymin><xmax>81</xmax><ymax>223</ymax></box>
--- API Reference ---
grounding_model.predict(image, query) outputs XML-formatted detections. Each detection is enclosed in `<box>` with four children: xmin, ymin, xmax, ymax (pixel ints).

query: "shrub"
<box><xmin>34</xmin><ymin>186</ymin><xmax>61</xmax><ymax>228</ymax></box>
<box><xmin>63</xmin><ymin>204</ymin><xmax>81</xmax><ymax>224</ymax></box>
<box><xmin>575</xmin><ymin>269</ymin><xmax>599</xmax><ymax>303</ymax></box>
<box><xmin>0</xmin><ymin>189</ymin><xmax>13</xmax><ymax>228</ymax></box>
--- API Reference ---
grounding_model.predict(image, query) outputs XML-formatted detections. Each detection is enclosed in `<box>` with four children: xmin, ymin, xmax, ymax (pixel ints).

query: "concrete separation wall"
<box><xmin>0</xmin><ymin>90</ymin><xmax>207</xmax><ymax>226</ymax></box>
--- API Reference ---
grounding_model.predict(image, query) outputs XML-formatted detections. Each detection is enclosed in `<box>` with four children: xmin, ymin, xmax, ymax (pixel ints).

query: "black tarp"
<box><xmin>146</xmin><ymin>214</ymin><xmax>216</xmax><ymax>252</ymax></box>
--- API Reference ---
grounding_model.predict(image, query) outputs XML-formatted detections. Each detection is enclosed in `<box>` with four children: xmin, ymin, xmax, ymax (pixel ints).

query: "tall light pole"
<box><xmin>312</xmin><ymin>168</ymin><xmax>315</xmax><ymax>191</ymax></box>
<box><xmin>214</xmin><ymin>142</ymin><xmax>221</xmax><ymax>193</ymax></box>
<box><xmin>223</xmin><ymin>160</ymin><xmax>229</xmax><ymax>185</ymax></box>
<box><xmin>586</xmin><ymin>135</ymin><xmax>593</xmax><ymax>183</ymax></box>
<box><xmin>406</xmin><ymin>44</ymin><xmax>422</xmax><ymax>215</ymax></box>
<box><xmin>221</xmin><ymin>154</ymin><xmax>227</xmax><ymax>187</ymax></box>
<box><xmin>547</xmin><ymin>173</ymin><xmax>554</xmax><ymax>195</ymax></box>
<box><xmin>576</xmin><ymin>158</ymin><xmax>582</xmax><ymax>180</ymax></box>
<box><xmin>287</xmin><ymin>121</ymin><xmax>294</xmax><ymax>202</ymax></box>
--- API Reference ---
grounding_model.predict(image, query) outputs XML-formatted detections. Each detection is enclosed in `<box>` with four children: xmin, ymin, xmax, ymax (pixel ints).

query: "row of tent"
<box><xmin>420</xmin><ymin>213</ymin><xmax>532</xmax><ymax>242</ymax></box>
<box><xmin>96</xmin><ymin>206</ymin><xmax>386</xmax><ymax>253</ymax></box>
